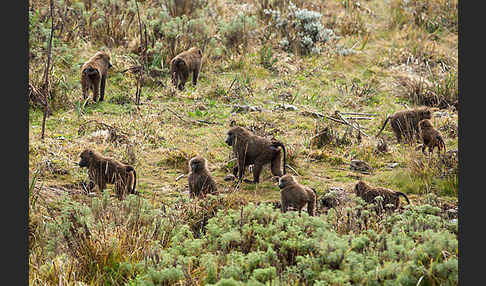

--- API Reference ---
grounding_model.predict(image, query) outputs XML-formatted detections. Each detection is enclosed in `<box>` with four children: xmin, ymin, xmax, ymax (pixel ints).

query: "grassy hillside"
<box><xmin>28</xmin><ymin>0</ymin><xmax>458</xmax><ymax>285</ymax></box>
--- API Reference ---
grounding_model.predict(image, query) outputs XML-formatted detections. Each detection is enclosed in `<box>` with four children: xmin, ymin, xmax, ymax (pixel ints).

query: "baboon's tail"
<box><xmin>437</xmin><ymin>136</ymin><xmax>446</xmax><ymax>153</ymax></box>
<box><xmin>396</xmin><ymin>192</ymin><xmax>410</xmax><ymax>204</ymax></box>
<box><xmin>376</xmin><ymin>116</ymin><xmax>390</xmax><ymax>138</ymax></box>
<box><xmin>272</xmin><ymin>141</ymin><xmax>287</xmax><ymax>175</ymax></box>
<box><xmin>126</xmin><ymin>166</ymin><xmax>137</xmax><ymax>195</ymax></box>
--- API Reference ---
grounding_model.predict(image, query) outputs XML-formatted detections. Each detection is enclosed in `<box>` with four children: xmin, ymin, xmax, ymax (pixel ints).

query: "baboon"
<box><xmin>170</xmin><ymin>47</ymin><xmax>202</xmax><ymax>91</ymax></box>
<box><xmin>418</xmin><ymin>119</ymin><xmax>446</xmax><ymax>154</ymax></box>
<box><xmin>279</xmin><ymin>174</ymin><xmax>317</xmax><ymax>216</ymax></box>
<box><xmin>188</xmin><ymin>156</ymin><xmax>218</xmax><ymax>198</ymax></box>
<box><xmin>81</xmin><ymin>51</ymin><xmax>112</xmax><ymax>102</ymax></box>
<box><xmin>376</xmin><ymin>107</ymin><xmax>432</xmax><ymax>143</ymax></box>
<box><xmin>78</xmin><ymin>149</ymin><xmax>137</xmax><ymax>200</ymax></box>
<box><xmin>354</xmin><ymin>181</ymin><xmax>409</xmax><ymax>211</ymax></box>
<box><xmin>225</xmin><ymin>126</ymin><xmax>287</xmax><ymax>184</ymax></box>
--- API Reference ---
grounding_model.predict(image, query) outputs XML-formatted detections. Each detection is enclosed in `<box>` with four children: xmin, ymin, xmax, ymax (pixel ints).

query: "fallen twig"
<box><xmin>340</xmin><ymin>112</ymin><xmax>377</xmax><ymax>116</ymax></box>
<box><xmin>343</xmin><ymin>116</ymin><xmax>374</xmax><ymax>120</ymax></box>
<box><xmin>175</xmin><ymin>174</ymin><xmax>186</xmax><ymax>181</ymax></box>
<box><xmin>166</xmin><ymin>107</ymin><xmax>221</xmax><ymax>126</ymax></box>
<box><xmin>335</xmin><ymin>111</ymin><xmax>370</xmax><ymax>137</ymax></box>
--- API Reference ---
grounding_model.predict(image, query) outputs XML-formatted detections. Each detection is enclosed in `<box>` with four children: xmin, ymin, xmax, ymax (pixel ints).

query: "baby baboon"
<box><xmin>418</xmin><ymin>119</ymin><xmax>446</xmax><ymax>154</ymax></box>
<box><xmin>354</xmin><ymin>181</ymin><xmax>409</xmax><ymax>211</ymax></box>
<box><xmin>81</xmin><ymin>51</ymin><xmax>112</xmax><ymax>102</ymax></box>
<box><xmin>279</xmin><ymin>174</ymin><xmax>317</xmax><ymax>216</ymax></box>
<box><xmin>188</xmin><ymin>156</ymin><xmax>218</xmax><ymax>198</ymax></box>
<box><xmin>78</xmin><ymin>149</ymin><xmax>137</xmax><ymax>200</ymax></box>
<box><xmin>225</xmin><ymin>126</ymin><xmax>287</xmax><ymax>184</ymax></box>
<box><xmin>376</xmin><ymin>107</ymin><xmax>432</xmax><ymax>143</ymax></box>
<box><xmin>170</xmin><ymin>47</ymin><xmax>202</xmax><ymax>91</ymax></box>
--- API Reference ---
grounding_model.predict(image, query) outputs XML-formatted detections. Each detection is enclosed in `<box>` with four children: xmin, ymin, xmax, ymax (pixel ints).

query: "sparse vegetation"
<box><xmin>29</xmin><ymin>0</ymin><xmax>457</xmax><ymax>284</ymax></box>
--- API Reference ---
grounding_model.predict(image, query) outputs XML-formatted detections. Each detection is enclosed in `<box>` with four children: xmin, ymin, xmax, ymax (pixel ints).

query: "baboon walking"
<box><xmin>81</xmin><ymin>51</ymin><xmax>112</xmax><ymax>102</ymax></box>
<box><xmin>188</xmin><ymin>156</ymin><xmax>218</xmax><ymax>198</ymax></box>
<box><xmin>170</xmin><ymin>47</ymin><xmax>202</xmax><ymax>91</ymax></box>
<box><xmin>225</xmin><ymin>126</ymin><xmax>287</xmax><ymax>184</ymax></box>
<box><xmin>279</xmin><ymin>174</ymin><xmax>317</xmax><ymax>216</ymax></box>
<box><xmin>354</xmin><ymin>181</ymin><xmax>409</xmax><ymax>211</ymax></box>
<box><xmin>78</xmin><ymin>149</ymin><xmax>137</xmax><ymax>200</ymax></box>
<box><xmin>376</xmin><ymin>107</ymin><xmax>432</xmax><ymax>143</ymax></box>
<box><xmin>418</xmin><ymin>119</ymin><xmax>446</xmax><ymax>154</ymax></box>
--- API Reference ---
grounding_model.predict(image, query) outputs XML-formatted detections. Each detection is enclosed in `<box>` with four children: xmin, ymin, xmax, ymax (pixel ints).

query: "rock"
<box><xmin>350</xmin><ymin>159</ymin><xmax>372</xmax><ymax>173</ymax></box>
<box><xmin>231</xmin><ymin>105</ymin><xmax>262</xmax><ymax>114</ymax></box>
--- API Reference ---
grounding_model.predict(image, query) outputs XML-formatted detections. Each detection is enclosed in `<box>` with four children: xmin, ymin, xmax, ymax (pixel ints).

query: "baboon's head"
<box><xmin>78</xmin><ymin>149</ymin><xmax>95</xmax><ymax>168</ymax></box>
<box><xmin>354</xmin><ymin>181</ymin><xmax>368</xmax><ymax>195</ymax></box>
<box><xmin>278</xmin><ymin>174</ymin><xmax>296</xmax><ymax>189</ymax></box>
<box><xmin>225</xmin><ymin>126</ymin><xmax>246</xmax><ymax>146</ymax></box>
<box><xmin>95</xmin><ymin>51</ymin><xmax>112</xmax><ymax>68</ymax></box>
<box><xmin>189</xmin><ymin>156</ymin><xmax>206</xmax><ymax>173</ymax></box>
<box><xmin>419</xmin><ymin>119</ymin><xmax>433</xmax><ymax>129</ymax></box>
<box><xmin>419</xmin><ymin>108</ymin><xmax>432</xmax><ymax>120</ymax></box>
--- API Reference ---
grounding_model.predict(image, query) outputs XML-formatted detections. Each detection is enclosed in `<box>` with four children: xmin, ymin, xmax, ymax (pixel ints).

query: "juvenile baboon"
<box><xmin>418</xmin><ymin>119</ymin><xmax>446</xmax><ymax>154</ymax></box>
<box><xmin>188</xmin><ymin>156</ymin><xmax>218</xmax><ymax>198</ymax></box>
<box><xmin>170</xmin><ymin>47</ymin><xmax>202</xmax><ymax>91</ymax></box>
<box><xmin>279</xmin><ymin>174</ymin><xmax>317</xmax><ymax>216</ymax></box>
<box><xmin>81</xmin><ymin>51</ymin><xmax>112</xmax><ymax>102</ymax></box>
<box><xmin>376</xmin><ymin>107</ymin><xmax>432</xmax><ymax>143</ymax></box>
<box><xmin>225</xmin><ymin>126</ymin><xmax>287</xmax><ymax>184</ymax></box>
<box><xmin>354</xmin><ymin>181</ymin><xmax>409</xmax><ymax>211</ymax></box>
<box><xmin>78</xmin><ymin>149</ymin><xmax>137</xmax><ymax>200</ymax></box>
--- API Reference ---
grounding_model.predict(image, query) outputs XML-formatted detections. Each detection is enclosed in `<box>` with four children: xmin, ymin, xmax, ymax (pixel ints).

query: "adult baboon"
<box><xmin>188</xmin><ymin>156</ymin><xmax>218</xmax><ymax>198</ymax></box>
<box><xmin>170</xmin><ymin>47</ymin><xmax>202</xmax><ymax>91</ymax></box>
<box><xmin>354</xmin><ymin>181</ymin><xmax>409</xmax><ymax>211</ymax></box>
<box><xmin>418</xmin><ymin>119</ymin><xmax>446</xmax><ymax>154</ymax></box>
<box><xmin>81</xmin><ymin>51</ymin><xmax>112</xmax><ymax>102</ymax></box>
<box><xmin>225</xmin><ymin>126</ymin><xmax>287</xmax><ymax>184</ymax></box>
<box><xmin>376</xmin><ymin>107</ymin><xmax>432</xmax><ymax>143</ymax></box>
<box><xmin>78</xmin><ymin>149</ymin><xmax>137</xmax><ymax>200</ymax></box>
<box><xmin>279</xmin><ymin>174</ymin><xmax>317</xmax><ymax>216</ymax></box>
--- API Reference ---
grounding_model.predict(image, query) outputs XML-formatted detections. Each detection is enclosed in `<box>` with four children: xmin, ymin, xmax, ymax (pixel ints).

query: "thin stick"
<box><xmin>226</xmin><ymin>77</ymin><xmax>237</xmax><ymax>94</ymax></box>
<box><xmin>335</xmin><ymin>111</ymin><xmax>370</xmax><ymax>137</ymax></box>
<box><xmin>340</xmin><ymin>112</ymin><xmax>377</xmax><ymax>116</ymax></box>
<box><xmin>175</xmin><ymin>174</ymin><xmax>185</xmax><ymax>181</ymax></box>
<box><xmin>286</xmin><ymin>165</ymin><xmax>300</xmax><ymax>176</ymax></box>
<box><xmin>40</xmin><ymin>0</ymin><xmax>55</xmax><ymax>140</ymax></box>
<box><xmin>343</xmin><ymin>117</ymin><xmax>374</xmax><ymax>120</ymax></box>
<box><xmin>166</xmin><ymin>107</ymin><xmax>221</xmax><ymax>126</ymax></box>
<box><xmin>134</xmin><ymin>0</ymin><xmax>144</xmax><ymax>105</ymax></box>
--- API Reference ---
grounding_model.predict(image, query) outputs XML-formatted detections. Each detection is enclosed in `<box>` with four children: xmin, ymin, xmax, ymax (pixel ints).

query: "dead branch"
<box><xmin>166</xmin><ymin>107</ymin><xmax>222</xmax><ymax>126</ymax></box>
<box><xmin>175</xmin><ymin>174</ymin><xmax>186</xmax><ymax>181</ymax></box>
<box><xmin>340</xmin><ymin>112</ymin><xmax>377</xmax><ymax>116</ymax></box>
<box><xmin>334</xmin><ymin>111</ymin><xmax>370</xmax><ymax>137</ymax></box>
<box><xmin>40</xmin><ymin>0</ymin><xmax>55</xmax><ymax>140</ymax></box>
<box><xmin>343</xmin><ymin>116</ymin><xmax>374</xmax><ymax>120</ymax></box>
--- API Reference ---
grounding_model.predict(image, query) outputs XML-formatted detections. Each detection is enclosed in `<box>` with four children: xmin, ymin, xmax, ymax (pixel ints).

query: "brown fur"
<box><xmin>81</xmin><ymin>51</ymin><xmax>112</xmax><ymax>102</ymax></box>
<box><xmin>188</xmin><ymin>156</ymin><xmax>218</xmax><ymax>198</ymax></box>
<box><xmin>225</xmin><ymin>126</ymin><xmax>287</xmax><ymax>184</ymax></box>
<box><xmin>170</xmin><ymin>47</ymin><xmax>202</xmax><ymax>91</ymax></box>
<box><xmin>279</xmin><ymin>175</ymin><xmax>317</xmax><ymax>216</ymax></box>
<box><xmin>354</xmin><ymin>181</ymin><xmax>409</xmax><ymax>211</ymax></box>
<box><xmin>78</xmin><ymin>149</ymin><xmax>137</xmax><ymax>200</ymax></box>
<box><xmin>418</xmin><ymin>119</ymin><xmax>446</xmax><ymax>154</ymax></box>
<box><xmin>376</xmin><ymin>107</ymin><xmax>432</xmax><ymax>143</ymax></box>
